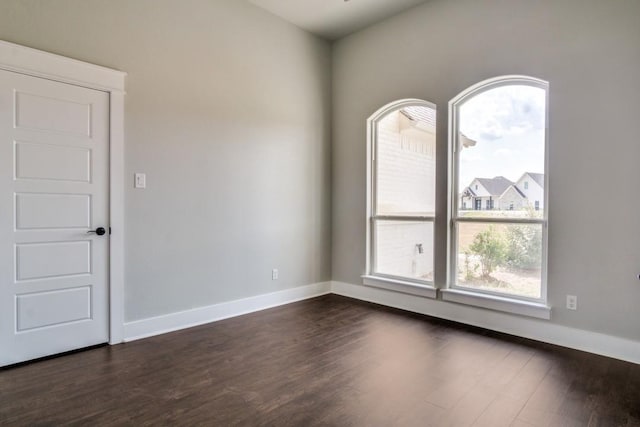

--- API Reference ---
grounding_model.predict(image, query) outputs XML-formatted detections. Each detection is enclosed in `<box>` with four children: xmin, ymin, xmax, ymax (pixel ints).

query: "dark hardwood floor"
<box><xmin>1</xmin><ymin>294</ymin><xmax>639</xmax><ymax>426</ymax></box>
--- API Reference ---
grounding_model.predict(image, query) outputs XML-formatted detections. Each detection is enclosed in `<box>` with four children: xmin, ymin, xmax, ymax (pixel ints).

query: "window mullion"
<box><xmin>453</xmin><ymin>217</ymin><xmax>545</xmax><ymax>225</ymax></box>
<box><xmin>374</xmin><ymin>215</ymin><xmax>434</xmax><ymax>222</ymax></box>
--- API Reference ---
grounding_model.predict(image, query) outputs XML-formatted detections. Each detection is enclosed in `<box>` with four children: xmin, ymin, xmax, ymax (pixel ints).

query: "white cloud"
<box><xmin>460</xmin><ymin>85</ymin><xmax>545</xmax><ymax>143</ymax></box>
<box><xmin>494</xmin><ymin>148</ymin><xmax>513</xmax><ymax>158</ymax></box>
<box><xmin>457</xmin><ymin>85</ymin><xmax>546</xmax><ymax>187</ymax></box>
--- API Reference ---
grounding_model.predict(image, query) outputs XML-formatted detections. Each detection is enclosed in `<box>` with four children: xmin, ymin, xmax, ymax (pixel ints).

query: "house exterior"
<box><xmin>516</xmin><ymin>172</ymin><xmax>544</xmax><ymax>211</ymax></box>
<box><xmin>375</xmin><ymin>106</ymin><xmax>436</xmax><ymax>280</ymax></box>
<box><xmin>460</xmin><ymin>172</ymin><xmax>544</xmax><ymax>211</ymax></box>
<box><xmin>376</xmin><ymin>106</ymin><xmax>436</xmax><ymax>215</ymax></box>
<box><xmin>460</xmin><ymin>176</ymin><xmax>513</xmax><ymax>211</ymax></box>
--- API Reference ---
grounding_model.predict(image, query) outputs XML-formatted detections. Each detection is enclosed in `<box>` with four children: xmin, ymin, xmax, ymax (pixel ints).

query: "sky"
<box><xmin>458</xmin><ymin>85</ymin><xmax>546</xmax><ymax>188</ymax></box>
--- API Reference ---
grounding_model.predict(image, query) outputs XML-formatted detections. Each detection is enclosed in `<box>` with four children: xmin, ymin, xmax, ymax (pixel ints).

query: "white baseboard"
<box><xmin>122</xmin><ymin>279</ymin><xmax>639</xmax><ymax>365</ymax></box>
<box><xmin>123</xmin><ymin>282</ymin><xmax>332</xmax><ymax>342</ymax></box>
<box><xmin>331</xmin><ymin>281</ymin><xmax>640</xmax><ymax>365</ymax></box>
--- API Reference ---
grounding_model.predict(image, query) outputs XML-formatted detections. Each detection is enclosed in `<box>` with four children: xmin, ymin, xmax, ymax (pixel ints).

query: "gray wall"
<box><xmin>1</xmin><ymin>0</ymin><xmax>639</xmax><ymax>344</ymax></box>
<box><xmin>332</xmin><ymin>0</ymin><xmax>640</xmax><ymax>341</ymax></box>
<box><xmin>0</xmin><ymin>0</ymin><xmax>332</xmax><ymax>321</ymax></box>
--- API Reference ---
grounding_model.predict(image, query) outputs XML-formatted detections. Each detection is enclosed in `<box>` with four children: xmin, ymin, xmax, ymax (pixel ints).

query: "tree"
<box><xmin>469</xmin><ymin>226</ymin><xmax>506</xmax><ymax>278</ymax></box>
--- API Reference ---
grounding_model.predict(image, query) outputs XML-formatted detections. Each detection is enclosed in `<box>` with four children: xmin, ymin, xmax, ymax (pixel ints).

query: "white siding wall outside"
<box><xmin>376</xmin><ymin>221</ymin><xmax>434</xmax><ymax>280</ymax></box>
<box><xmin>469</xmin><ymin>180</ymin><xmax>491</xmax><ymax>198</ymax></box>
<box><xmin>375</xmin><ymin>110</ymin><xmax>435</xmax><ymax>279</ymax></box>
<box><xmin>377</xmin><ymin>111</ymin><xmax>435</xmax><ymax>214</ymax></box>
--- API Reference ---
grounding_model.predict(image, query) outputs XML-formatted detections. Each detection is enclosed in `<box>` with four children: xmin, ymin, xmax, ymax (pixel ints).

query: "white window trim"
<box><xmin>0</xmin><ymin>39</ymin><xmax>127</xmax><ymax>343</ymax></box>
<box><xmin>441</xmin><ymin>288</ymin><xmax>550</xmax><ymax>319</ymax></box>
<box><xmin>365</xmin><ymin>99</ymin><xmax>437</xmax><ymax>298</ymax></box>
<box><xmin>447</xmin><ymin>75</ymin><xmax>550</xmax><ymax>315</ymax></box>
<box><xmin>362</xmin><ymin>275</ymin><xmax>437</xmax><ymax>298</ymax></box>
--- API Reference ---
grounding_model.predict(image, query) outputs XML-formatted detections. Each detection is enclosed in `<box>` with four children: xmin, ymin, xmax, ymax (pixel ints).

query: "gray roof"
<box><xmin>401</xmin><ymin>106</ymin><xmax>436</xmax><ymax>128</ymax></box>
<box><xmin>525</xmin><ymin>172</ymin><xmax>544</xmax><ymax>188</ymax></box>
<box><xmin>512</xmin><ymin>185</ymin><xmax>527</xmax><ymax>198</ymax></box>
<box><xmin>474</xmin><ymin>176</ymin><xmax>514</xmax><ymax>196</ymax></box>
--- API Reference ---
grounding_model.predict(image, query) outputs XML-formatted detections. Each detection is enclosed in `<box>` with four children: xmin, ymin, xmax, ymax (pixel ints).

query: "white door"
<box><xmin>0</xmin><ymin>69</ymin><xmax>109</xmax><ymax>366</ymax></box>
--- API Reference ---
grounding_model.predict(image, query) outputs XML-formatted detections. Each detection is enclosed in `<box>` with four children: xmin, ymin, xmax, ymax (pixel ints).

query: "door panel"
<box><xmin>0</xmin><ymin>69</ymin><xmax>109</xmax><ymax>366</ymax></box>
<box><xmin>15</xmin><ymin>193</ymin><xmax>91</xmax><ymax>229</ymax></box>
<box><xmin>15</xmin><ymin>91</ymin><xmax>91</xmax><ymax>136</ymax></box>
<box><xmin>15</xmin><ymin>141</ymin><xmax>91</xmax><ymax>182</ymax></box>
<box><xmin>16</xmin><ymin>241</ymin><xmax>91</xmax><ymax>281</ymax></box>
<box><xmin>16</xmin><ymin>286</ymin><xmax>91</xmax><ymax>331</ymax></box>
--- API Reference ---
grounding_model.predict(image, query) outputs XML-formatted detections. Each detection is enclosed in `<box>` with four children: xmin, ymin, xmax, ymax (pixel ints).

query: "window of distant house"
<box><xmin>448</xmin><ymin>76</ymin><xmax>548</xmax><ymax>305</ymax></box>
<box><xmin>364</xmin><ymin>100</ymin><xmax>436</xmax><ymax>295</ymax></box>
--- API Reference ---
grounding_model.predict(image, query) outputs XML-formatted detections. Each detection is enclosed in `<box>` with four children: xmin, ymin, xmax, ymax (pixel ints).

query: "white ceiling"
<box><xmin>249</xmin><ymin>0</ymin><xmax>429</xmax><ymax>41</ymax></box>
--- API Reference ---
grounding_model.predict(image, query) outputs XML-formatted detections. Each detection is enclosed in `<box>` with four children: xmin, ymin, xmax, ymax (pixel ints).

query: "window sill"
<box><xmin>440</xmin><ymin>289</ymin><xmax>551</xmax><ymax>320</ymax></box>
<box><xmin>362</xmin><ymin>275</ymin><xmax>437</xmax><ymax>299</ymax></box>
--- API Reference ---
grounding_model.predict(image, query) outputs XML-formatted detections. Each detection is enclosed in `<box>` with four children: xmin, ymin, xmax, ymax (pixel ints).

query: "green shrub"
<box><xmin>506</xmin><ymin>225</ymin><xmax>542</xmax><ymax>269</ymax></box>
<box><xmin>463</xmin><ymin>251</ymin><xmax>477</xmax><ymax>281</ymax></box>
<box><xmin>469</xmin><ymin>226</ymin><xmax>506</xmax><ymax>278</ymax></box>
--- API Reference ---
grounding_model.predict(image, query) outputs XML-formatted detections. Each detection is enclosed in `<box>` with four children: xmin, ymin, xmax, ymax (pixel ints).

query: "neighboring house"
<box><xmin>460</xmin><ymin>172</ymin><xmax>544</xmax><ymax>211</ymax></box>
<box><xmin>460</xmin><ymin>176</ymin><xmax>513</xmax><ymax>211</ymax></box>
<box><xmin>497</xmin><ymin>185</ymin><xmax>527</xmax><ymax>211</ymax></box>
<box><xmin>516</xmin><ymin>172</ymin><xmax>544</xmax><ymax>211</ymax></box>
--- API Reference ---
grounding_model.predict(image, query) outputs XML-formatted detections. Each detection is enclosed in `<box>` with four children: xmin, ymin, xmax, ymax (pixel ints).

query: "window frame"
<box><xmin>446</xmin><ymin>76</ymin><xmax>550</xmax><ymax>308</ymax></box>
<box><xmin>364</xmin><ymin>99</ymin><xmax>437</xmax><ymax>298</ymax></box>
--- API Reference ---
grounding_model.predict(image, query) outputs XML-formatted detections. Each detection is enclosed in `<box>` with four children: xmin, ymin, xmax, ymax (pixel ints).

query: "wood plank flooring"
<box><xmin>1</xmin><ymin>294</ymin><xmax>639</xmax><ymax>426</ymax></box>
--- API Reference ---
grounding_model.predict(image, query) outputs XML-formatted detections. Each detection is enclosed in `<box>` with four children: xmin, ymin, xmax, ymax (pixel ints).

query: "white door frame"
<box><xmin>0</xmin><ymin>40</ymin><xmax>126</xmax><ymax>344</ymax></box>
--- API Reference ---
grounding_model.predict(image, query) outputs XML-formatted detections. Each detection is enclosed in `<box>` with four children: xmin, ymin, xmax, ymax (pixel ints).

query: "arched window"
<box><xmin>447</xmin><ymin>76</ymin><xmax>549</xmax><ymax>310</ymax></box>
<box><xmin>364</xmin><ymin>99</ymin><xmax>437</xmax><ymax>297</ymax></box>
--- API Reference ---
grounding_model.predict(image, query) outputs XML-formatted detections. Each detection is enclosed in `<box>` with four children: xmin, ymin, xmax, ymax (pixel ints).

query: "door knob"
<box><xmin>87</xmin><ymin>227</ymin><xmax>106</xmax><ymax>236</ymax></box>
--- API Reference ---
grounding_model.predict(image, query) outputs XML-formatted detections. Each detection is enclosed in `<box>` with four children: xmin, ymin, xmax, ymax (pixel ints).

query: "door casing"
<box><xmin>0</xmin><ymin>40</ymin><xmax>126</xmax><ymax>345</ymax></box>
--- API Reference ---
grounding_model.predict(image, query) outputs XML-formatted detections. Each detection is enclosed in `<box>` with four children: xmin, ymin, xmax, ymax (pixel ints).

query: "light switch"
<box><xmin>134</xmin><ymin>173</ymin><xmax>146</xmax><ymax>189</ymax></box>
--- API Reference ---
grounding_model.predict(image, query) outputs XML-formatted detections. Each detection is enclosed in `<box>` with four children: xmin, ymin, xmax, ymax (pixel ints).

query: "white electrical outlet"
<box><xmin>272</xmin><ymin>269</ymin><xmax>279</xmax><ymax>280</ymax></box>
<box><xmin>566</xmin><ymin>295</ymin><xmax>577</xmax><ymax>310</ymax></box>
